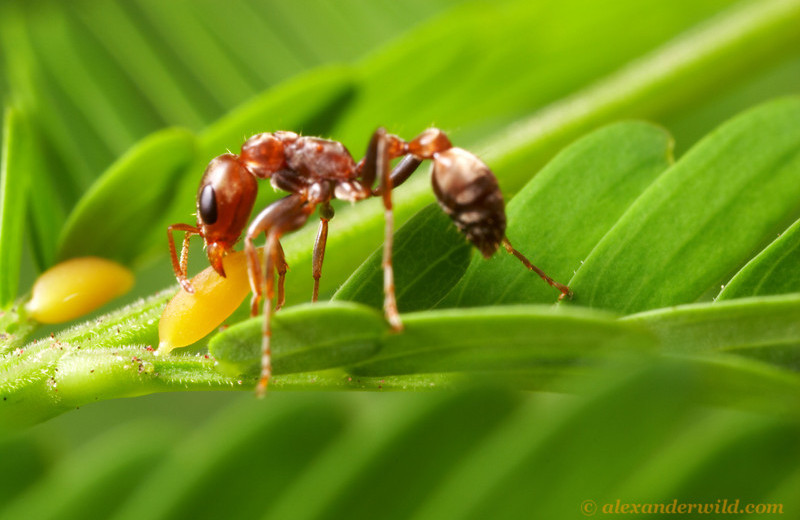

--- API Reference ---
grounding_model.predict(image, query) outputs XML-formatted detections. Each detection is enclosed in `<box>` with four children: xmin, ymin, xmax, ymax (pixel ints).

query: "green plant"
<box><xmin>1</xmin><ymin>0</ymin><xmax>799</xmax><ymax>517</ymax></box>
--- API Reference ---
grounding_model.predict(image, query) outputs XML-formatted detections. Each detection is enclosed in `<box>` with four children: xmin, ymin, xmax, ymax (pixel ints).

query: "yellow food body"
<box><xmin>158</xmin><ymin>251</ymin><xmax>251</xmax><ymax>354</ymax></box>
<box><xmin>26</xmin><ymin>257</ymin><xmax>134</xmax><ymax>323</ymax></box>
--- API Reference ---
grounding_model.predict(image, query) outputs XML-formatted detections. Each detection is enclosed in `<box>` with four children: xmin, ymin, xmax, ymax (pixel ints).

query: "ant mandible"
<box><xmin>168</xmin><ymin>128</ymin><xmax>571</xmax><ymax>396</ymax></box>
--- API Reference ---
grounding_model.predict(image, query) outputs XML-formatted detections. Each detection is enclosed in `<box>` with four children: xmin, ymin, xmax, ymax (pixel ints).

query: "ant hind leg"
<box><xmin>502</xmin><ymin>238</ymin><xmax>572</xmax><ymax>300</ymax></box>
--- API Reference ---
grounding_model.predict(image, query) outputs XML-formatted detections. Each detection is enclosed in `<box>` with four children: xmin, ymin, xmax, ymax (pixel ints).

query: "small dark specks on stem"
<box><xmin>3</xmin><ymin>397</ymin><xmax>6</xmax><ymax>401</ymax></box>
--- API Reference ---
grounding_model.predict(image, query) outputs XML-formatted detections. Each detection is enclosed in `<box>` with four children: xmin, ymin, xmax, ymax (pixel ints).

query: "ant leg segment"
<box><xmin>359</xmin><ymin>128</ymin><xmax>410</xmax><ymax>188</ymax></box>
<box><xmin>257</xmin><ymin>230</ymin><xmax>279</xmax><ymax>397</ymax></box>
<box><xmin>244</xmin><ymin>194</ymin><xmax>311</xmax><ymax>317</ymax></box>
<box><xmin>372</xmin><ymin>155</ymin><xmax>423</xmax><ymax>196</ymax></box>
<box><xmin>371</xmin><ymin>128</ymin><xmax>403</xmax><ymax>330</ymax></box>
<box><xmin>245</xmin><ymin>195</ymin><xmax>316</xmax><ymax>397</ymax></box>
<box><xmin>274</xmin><ymin>241</ymin><xmax>288</xmax><ymax>311</ymax></box>
<box><xmin>167</xmin><ymin>223</ymin><xmax>200</xmax><ymax>293</ymax></box>
<box><xmin>312</xmin><ymin>203</ymin><xmax>334</xmax><ymax>302</ymax></box>
<box><xmin>502</xmin><ymin>238</ymin><xmax>572</xmax><ymax>301</ymax></box>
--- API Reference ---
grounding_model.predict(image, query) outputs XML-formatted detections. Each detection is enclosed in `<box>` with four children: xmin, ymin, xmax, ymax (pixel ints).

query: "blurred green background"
<box><xmin>1</xmin><ymin>0</ymin><xmax>799</xmax><ymax>518</ymax></box>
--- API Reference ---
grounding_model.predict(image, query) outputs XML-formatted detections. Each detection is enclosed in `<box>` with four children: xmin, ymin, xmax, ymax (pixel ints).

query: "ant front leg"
<box><xmin>167</xmin><ymin>223</ymin><xmax>201</xmax><ymax>293</ymax></box>
<box><xmin>311</xmin><ymin>202</ymin><xmax>334</xmax><ymax>302</ymax></box>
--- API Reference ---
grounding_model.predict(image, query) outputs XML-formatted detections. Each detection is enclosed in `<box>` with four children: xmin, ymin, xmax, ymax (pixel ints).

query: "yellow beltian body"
<box><xmin>26</xmin><ymin>257</ymin><xmax>134</xmax><ymax>323</ymax></box>
<box><xmin>158</xmin><ymin>250</ymin><xmax>251</xmax><ymax>354</ymax></box>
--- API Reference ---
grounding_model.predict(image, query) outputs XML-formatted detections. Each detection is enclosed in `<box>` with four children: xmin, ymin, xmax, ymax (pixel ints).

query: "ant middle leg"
<box><xmin>274</xmin><ymin>240</ymin><xmax>288</xmax><ymax>311</ymax></box>
<box><xmin>244</xmin><ymin>194</ymin><xmax>315</xmax><ymax>396</ymax></box>
<box><xmin>244</xmin><ymin>194</ymin><xmax>312</xmax><ymax>317</ymax></box>
<box><xmin>311</xmin><ymin>202</ymin><xmax>334</xmax><ymax>302</ymax></box>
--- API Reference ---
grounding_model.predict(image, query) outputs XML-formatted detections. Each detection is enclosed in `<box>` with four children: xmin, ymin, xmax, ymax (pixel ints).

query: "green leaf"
<box><xmin>347</xmin><ymin>305</ymin><xmax>656</xmax><ymax>377</ymax></box>
<box><xmin>197</xmin><ymin>66</ymin><xmax>355</xmax><ymax>159</ymax></box>
<box><xmin>0</xmin><ymin>422</ymin><xmax>177</xmax><ymax>520</ymax></box>
<box><xmin>717</xmin><ymin>216</ymin><xmax>800</xmax><ymax>300</ymax></box>
<box><xmin>0</xmin><ymin>106</ymin><xmax>30</xmax><ymax>307</ymax></box>
<box><xmin>333</xmin><ymin>203</ymin><xmax>471</xmax><ymax>312</ymax></box>
<box><xmin>569</xmin><ymin>97</ymin><xmax>800</xmax><ymax>313</ymax></box>
<box><xmin>109</xmin><ymin>396</ymin><xmax>350</xmax><ymax>520</ymax></box>
<box><xmin>299</xmin><ymin>388</ymin><xmax>521</xmax><ymax>520</ymax></box>
<box><xmin>441</xmin><ymin>121</ymin><xmax>673</xmax><ymax>308</ymax></box>
<box><xmin>624</xmin><ymin>294</ymin><xmax>800</xmax><ymax>371</ymax></box>
<box><xmin>208</xmin><ymin>301</ymin><xmax>388</xmax><ymax>377</ymax></box>
<box><xmin>56</xmin><ymin>127</ymin><xmax>197</xmax><ymax>265</ymax></box>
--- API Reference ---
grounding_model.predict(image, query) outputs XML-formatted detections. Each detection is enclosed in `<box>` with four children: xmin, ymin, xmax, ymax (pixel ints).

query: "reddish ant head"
<box><xmin>196</xmin><ymin>154</ymin><xmax>257</xmax><ymax>277</ymax></box>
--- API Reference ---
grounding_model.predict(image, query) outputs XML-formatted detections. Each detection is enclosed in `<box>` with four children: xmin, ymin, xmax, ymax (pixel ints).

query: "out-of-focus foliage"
<box><xmin>1</xmin><ymin>0</ymin><xmax>800</xmax><ymax>517</ymax></box>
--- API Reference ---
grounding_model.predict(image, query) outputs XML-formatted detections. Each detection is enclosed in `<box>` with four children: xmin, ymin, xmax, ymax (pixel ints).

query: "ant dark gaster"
<box><xmin>168</xmin><ymin>128</ymin><xmax>571</xmax><ymax>396</ymax></box>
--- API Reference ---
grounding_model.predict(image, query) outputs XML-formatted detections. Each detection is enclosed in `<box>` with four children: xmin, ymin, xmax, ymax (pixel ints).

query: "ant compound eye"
<box><xmin>199</xmin><ymin>184</ymin><xmax>218</xmax><ymax>224</ymax></box>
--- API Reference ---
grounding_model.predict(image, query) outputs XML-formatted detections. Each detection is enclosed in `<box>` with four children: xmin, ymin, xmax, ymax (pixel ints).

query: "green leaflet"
<box><xmin>270</xmin><ymin>0</ymin><xmax>799</xmax><ymax>309</ymax></box>
<box><xmin>208</xmin><ymin>302</ymin><xmax>388</xmax><ymax>377</ymax></box>
<box><xmin>332</xmin><ymin>203</ymin><xmax>472</xmax><ymax>312</ymax></box>
<box><xmin>717</xmin><ymin>216</ymin><xmax>800</xmax><ymax>300</ymax></box>
<box><xmin>441</xmin><ymin>121</ymin><xmax>673</xmax><ymax>308</ymax></box>
<box><xmin>347</xmin><ymin>306</ymin><xmax>655</xmax><ymax>377</ymax></box>
<box><xmin>569</xmin><ymin>97</ymin><xmax>800</xmax><ymax>314</ymax></box>
<box><xmin>0</xmin><ymin>107</ymin><xmax>30</xmax><ymax>307</ymax></box>
<box><xmin>624</xmin><ymin>294</ymin><xmax>800</xmax><ymax>371</ymax></box>
<box><xmin>25</xmin><ymin>134</ymin><xmax>64</xmax><ymax>272</ymax></box>
<box><xmin>56</xmin><ymin>127</ymin><xmax>197</xmax><ymax>265</ymax></box>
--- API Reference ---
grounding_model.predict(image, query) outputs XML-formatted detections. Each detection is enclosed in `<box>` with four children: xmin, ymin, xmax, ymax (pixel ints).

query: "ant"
<box><xmin>168</xmin><ymin>128</ymin><xmax>571</xmax><ymax>396</ymax></box>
